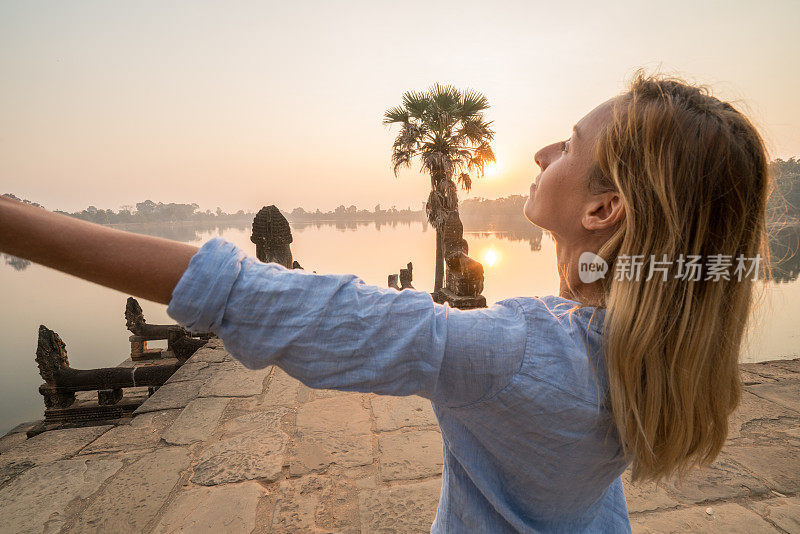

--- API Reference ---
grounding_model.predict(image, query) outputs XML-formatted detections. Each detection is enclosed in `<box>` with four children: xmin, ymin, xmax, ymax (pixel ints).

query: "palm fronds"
<box><xmin>383</xmin><ymin>83</ymin><xmax>496</xmax><ymax>213</ymax></box>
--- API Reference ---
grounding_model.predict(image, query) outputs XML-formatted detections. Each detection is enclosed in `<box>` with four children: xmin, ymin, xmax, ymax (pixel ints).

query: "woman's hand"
<box><xmin>0</xmin><ymin>195</ymin><xmax>199</xmax><ymax>305</ymax></box>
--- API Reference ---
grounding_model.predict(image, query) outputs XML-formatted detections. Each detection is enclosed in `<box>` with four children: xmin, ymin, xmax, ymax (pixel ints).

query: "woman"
<box><xmin>0</xmin><ymin>71</ymin><xmax>771</xmax><ymax>532</ymax></box>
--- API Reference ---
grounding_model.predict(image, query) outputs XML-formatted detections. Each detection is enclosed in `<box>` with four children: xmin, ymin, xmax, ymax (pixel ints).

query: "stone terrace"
<box><xmin>0</xmin><ymin>339</ymin><xmax>797</xmax><ymax>533</ymax></box>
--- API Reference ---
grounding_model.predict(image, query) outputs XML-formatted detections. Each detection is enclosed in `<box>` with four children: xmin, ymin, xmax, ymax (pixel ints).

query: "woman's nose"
<box><xmin>533</xmin><ymin>146</ymin><xmax>549</xmax><ymax>170</ymax></box>
<box><xmin>534</xmin><ymin>143</ymin><xmax>556</xmax><ymax>170</ymax></box>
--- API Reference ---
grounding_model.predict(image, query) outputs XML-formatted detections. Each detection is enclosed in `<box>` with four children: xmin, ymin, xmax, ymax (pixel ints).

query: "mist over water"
<box><xmin>1</xmin><ymin>221</ymin><xmax>797</xmax><ymax>435</ymax></box>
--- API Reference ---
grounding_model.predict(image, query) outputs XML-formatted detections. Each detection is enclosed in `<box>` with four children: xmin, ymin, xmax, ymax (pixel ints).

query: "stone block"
<box><xmin>740</xmin><ymin>360</ymin><xmax>798</xmax><ymax>382</ymax></box>
<box><xmin>167</xmin><ymin>361</ymin><xmax>214</xmax><ymax>383</ymax></box>
<box><xmin>261</xmin><ymin>367</ymin><xmax>300</xmax><ymax>408</ymax></box>
<box><xmin>0</xmin><ymin>455</ymin><xmax>123</xmax><ymax>534</ymax></box>
<box><xmin>621</xmin><ymin>470</ymin><xmax>680</xmax><ymax>513</ymax></box>
<box><xmin>725</xmin><ymin>444</ymin><xmax>800</xmax><ymax>494</ymax></box>
<box><xmin>663</xmin><ymin>451</ymin><xmax>770</xmax><ymax>504</ymax></box>
<box><xmin>771</xmin><ymin>358</ymin><xmax>800</xmax><ymax>374</ymax></box>
<box><xmin>0</xmin><ymin>425</ymin><xmax>111</xmax><ymax>465</ymax></box>
<box><xmin>191</xmin><ymin>347</ymin><xmax>230</xmax><ymax>363</ymax></box>
<box><xmin>0</xmin><ymin>432</ymin><xmax>27</xmax><ymax>454</ymax></box>
<box><xmin>744</xmin><ymin>495</ymin><xmax>800</xmax><ymax>534</ymax></box>
<box><xmin>153</xmin><ymin>481</ymin><xmax>266</xmax><ymax>533</ymax></box>
<box><xmin>4</xmin><ymin>420</ymin><xmax>38</xmax><ymax>435</ymax></box>
<box><xmin>371</xmin><ymin>395</ymin><xmax>437</xmax><ymax>431</ymax></box>
<box><xmin>728</xmin><ymin>391</ymin><xmax>798</xmax><ymax>440</ymax></box>
<box><xmin>630</xmin><ymin>502</ymin><xmax>777</xmax><ymax>533</ymax></box>
<box><xmin>191</xmin><ymin>428</ymin><xmax>287</xmax><ymax>485</ymax></box>
<box><xmin>81</xmin><ymin>410</ymin><xmax>180</xmax><ymax>454</ymax></box>
<box><xmin>199</xmin><ymin>366</ymin><xmax>269</xmax><ymax>397</ymax></box>
<box><xmin>0</xmin><ymin>460</ymin><xmax>34</xmax><ymax>490</ymax></box>
<box><xmin>134</xmin><ymin>380</ymin><xmax>204</xmax><ymax>413</ymax></box>
<box><xmin>67</xmin><ymin>447</ymin><xmax>189</xmax><ymax>533</ymax></box>
<box><xmin>290</xmin><ymin>396</ymin><xmax>373</xmax><ymax>475</ymax></box>
<box><xmin>747</xmin><ymin>382</ymin><xmax>800</xmax><ymax>413</ymax></box>
<box><xmin>270</xmin><ymin>477</ymin><xmax>320</xmax><ymax>532</ymax></box>
<box><xmin>379</xmin><ymin>430</ymin><xmax>443</xmax><ymax>481</ymax></box>
<box><xmin>163</xmin><ymin>397</ymin><xmax>230</xmax><ymax>445</ymax></box>
<box><xmin>219</xmin><ymin>409</ymin><xmax>286</xmax><ymax>437</ymax></box>
<box><xmin>314</xmin><ymin>476</ymin><xmax>361</xmax><ymax>531</ymax></box>
<box><xmin>358</xmin><ymin>478</ymin><xmax>442</xmax><ymax>533</ymax></box>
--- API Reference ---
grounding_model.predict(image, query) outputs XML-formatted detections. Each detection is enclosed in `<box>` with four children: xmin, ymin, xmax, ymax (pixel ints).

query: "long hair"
<box><xmin>588</xmin><ymin>71</ymin><xmax>772</xmax><ymax>483</ymax></box>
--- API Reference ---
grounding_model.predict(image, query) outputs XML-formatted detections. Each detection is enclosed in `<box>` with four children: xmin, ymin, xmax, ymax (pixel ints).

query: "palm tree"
<box><xmin>384</xmin><ymin>84</ymin><xmax>496</xmax><ymax>296</ymax></box>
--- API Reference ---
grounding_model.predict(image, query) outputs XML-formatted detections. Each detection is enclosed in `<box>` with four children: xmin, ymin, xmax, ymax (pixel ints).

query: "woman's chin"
<box><xmin>523</xmin><ymin>207</ymin><xmax>550</xmax><ymax>232</ymax></box>
<box><xmin>523</xmin><ymin>199</ymin><xmax>539</xmax><ymax>226</ymax></box>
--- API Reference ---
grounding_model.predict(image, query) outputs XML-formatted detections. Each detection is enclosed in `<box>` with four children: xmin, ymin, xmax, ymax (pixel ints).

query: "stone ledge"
<box><xmin>0</xmin><ymin>351</ymin><xmax>796</xmax><ymax>533</ymax></box>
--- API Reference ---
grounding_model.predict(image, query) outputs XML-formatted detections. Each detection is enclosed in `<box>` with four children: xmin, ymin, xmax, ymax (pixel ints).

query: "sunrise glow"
<box><xmin>484</xmin><ymin>162</ymin><xmax>501</xmax><ymax>178</ymax></box>
<box><xmin>482</xmin><ymin>248</ymin><xmax>500</xmax><ymax>267</ymax></box>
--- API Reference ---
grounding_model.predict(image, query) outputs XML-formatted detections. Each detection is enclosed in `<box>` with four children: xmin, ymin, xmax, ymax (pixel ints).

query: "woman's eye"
<box><xmin>561</xmin><ymin>139</ymin><xmax>571</xmax><ymax>153</ymax></box>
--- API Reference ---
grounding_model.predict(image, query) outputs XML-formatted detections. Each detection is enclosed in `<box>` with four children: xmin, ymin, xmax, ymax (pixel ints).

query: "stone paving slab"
<box><xmin>290</xmin><ymin>395</ymin><xmax>373</xmax><ymax>476</ymax></box>
<box><xmin>744</xmin><ymin>495</ymin><xmax>800</xmax><ymax>533</ymax></box>
<box><xmin>371</xmin><ymin>394</ymin><xmax>438</xmax><ymax>431</ymax></box>
<box><xmin>80</xmin><ymin>410</ymin><xmax>180</xmax><ymax>454</ymax></box>
<box><xmin>65</xmin><ymin>447</ymin><xmax>190</xmax><ymax>533</ymax></box>
<box><xmin>163</xmin><ymin>397</ymin><xmax>229</xmax><ymax>445</ymax></box>
<box><xmin>0</xmin><ymin>425</ymin><xmax>112</xmax><ymax>465</ymax></box>
<box><xmin>358</xmin><ymin>478</ymin><xmax>443</xmax><ymax>532</ymax></box>
<box><xmin>378</xmin><ymin>429</ymin><xmax>444</xmax><ymax>481</ymax></box>
<box><xmin>630</xmin><ymin>502</ymin><xmax>779</xmax><ymax>533</ymax></box>
<box><xmin>0</xmin><ymin>454</ymin><xmax>124</xmax><ymax>533</ymax></box>
<box><xmin>191</xmin><ymin>427</ymin><xmax>287</xmax><ymax>485</ymax></box>
<box><xmin>0</xmin><ymin>342</ymin><xmax>796</xmax><ymax>533</ymax></box>
<box><xmin>152</xmin><ymin>481</ymin><xmax>267</xmax><ymax>533</ymax></box>
<box><xmin>133</xmin><ymin>379</ymin><xmax>205</xmax><ymax>414</ymax></box>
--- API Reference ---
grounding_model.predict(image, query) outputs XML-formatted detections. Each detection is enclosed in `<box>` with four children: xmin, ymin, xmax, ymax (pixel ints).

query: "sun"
<box><xmin>484</xmin><ymin>162</ymin><xmax>501</xmax><ymax>178</ymax></box>
<box><xmin>482</xmin><ymin>248</ymin><xmax>500</xmax><ymax>267</ymax></box>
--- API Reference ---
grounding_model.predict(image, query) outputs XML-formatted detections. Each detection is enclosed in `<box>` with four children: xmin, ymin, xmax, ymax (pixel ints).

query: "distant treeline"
<box><xmin>56</xmin><ymin>200</ymin><xmax>254</xmax><ymax>224</ymax></box>
<box><xmin>460</xmin><ymin>195</ymin><xmax>544</xmax><ymax>251</ymax></box>
<box><xmin>4</xmin><ymin>157</ymin><xmax>798</xmax><ymax>227</ymax></box>
<box><xmin>284</xmin><ymin>204</ymin><xmax>425</xmax><ymax>223</ymax></box>
<box><xmin>5</xmin><ymin>197</ymin><xmax>427</xmax><ymax>225</ymax></box>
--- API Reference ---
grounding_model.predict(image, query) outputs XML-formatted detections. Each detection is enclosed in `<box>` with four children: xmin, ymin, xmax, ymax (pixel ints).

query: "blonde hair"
<box><xmin>589</xmin><ymin>71</ymin><xmax>772</xmax><ymax>483</ymax></box>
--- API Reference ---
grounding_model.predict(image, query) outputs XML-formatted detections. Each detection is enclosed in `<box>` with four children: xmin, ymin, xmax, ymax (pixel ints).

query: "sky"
<box><xmin>1</xmin><ymin>0</ymin><xmax>798</xmax><ymax>213</ymax></box>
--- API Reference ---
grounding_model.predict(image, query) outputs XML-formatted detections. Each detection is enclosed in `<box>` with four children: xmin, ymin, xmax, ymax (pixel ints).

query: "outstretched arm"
<box><xmin>0</xmin><ymin>195</ymin><xmax>198</xmax><ymax>304</ymax></box>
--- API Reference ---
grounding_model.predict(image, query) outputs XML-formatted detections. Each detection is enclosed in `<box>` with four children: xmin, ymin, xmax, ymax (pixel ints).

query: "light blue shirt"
<box><xmin>167</xmin><ymin>237</ymin><xmax>632</xmax><ymax>533</ymax></box>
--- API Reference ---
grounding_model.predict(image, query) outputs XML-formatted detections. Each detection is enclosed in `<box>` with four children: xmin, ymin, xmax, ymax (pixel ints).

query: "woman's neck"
<box><xmin>555</xmin><ymin>239</ymin><xmax>606</xmax><ymax>308</ymax></box>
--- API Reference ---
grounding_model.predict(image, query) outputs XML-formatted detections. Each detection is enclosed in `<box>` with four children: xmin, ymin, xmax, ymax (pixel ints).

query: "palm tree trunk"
<box><xmin>434</xmin><ymin>226</ymin><xmax>444</xmax><ymax>295</ymax></box>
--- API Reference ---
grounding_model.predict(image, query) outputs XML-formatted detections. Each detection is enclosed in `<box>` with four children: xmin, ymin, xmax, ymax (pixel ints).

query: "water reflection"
<box><xmin>1</xmin><ymin>219</ymin><xmax>799</xmax><ymax>435</ymax></box>
<box><xmin>768</xmin><ymin>223</ymin><xmax>800</xmax><ymax>284</ymax></box>
<box><xmin>4</xmin><ymin>219</ymin><xmax>799</xmax><ymax>284</ymax></box>
<box><xmin>482</xmin><ymin>248</ymin><xmax>500</xmax><ymax>267</ymax></box>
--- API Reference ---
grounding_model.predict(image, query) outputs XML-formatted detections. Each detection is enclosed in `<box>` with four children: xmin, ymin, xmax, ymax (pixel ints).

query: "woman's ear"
<box><xmin>582</xmin><ymin>192</ymin><xmax>625</xmax><ymax>232</ymax></box>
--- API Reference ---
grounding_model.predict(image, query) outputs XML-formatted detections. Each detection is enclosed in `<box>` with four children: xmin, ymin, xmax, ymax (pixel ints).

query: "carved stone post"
<box><xmin>251</xmin><ymin>205</ymin><xmax>294</xmax><ymax>268</ymax></box>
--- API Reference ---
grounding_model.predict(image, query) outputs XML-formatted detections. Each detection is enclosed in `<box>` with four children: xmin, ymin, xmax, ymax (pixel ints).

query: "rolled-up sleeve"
<box><xmin>167</xmin><ymin>237</ymin><xmax>527</xmax><ymax>407</ymax></box>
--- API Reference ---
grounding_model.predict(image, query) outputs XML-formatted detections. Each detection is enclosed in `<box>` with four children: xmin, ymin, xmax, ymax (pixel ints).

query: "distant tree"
<box><xmin>769</xmin><ymin>157</ymin><xmax>800</xmax><ymax>222</ymax></box>
<box><xmin>136</xmin><ymin>200</ymin><xmax>157</xmax><ymax>217</ymax></box>
<box><xmin>384</xmin><ymin>84</ymin><xmax>496</xmax><ymax>294</ymax></box>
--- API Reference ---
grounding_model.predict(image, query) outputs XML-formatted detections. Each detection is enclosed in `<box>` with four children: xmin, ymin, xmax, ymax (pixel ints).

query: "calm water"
<box><xmin>1</xmin><ymin>221</ymin><xmax>798</xmax><ymax>434</ymax></box>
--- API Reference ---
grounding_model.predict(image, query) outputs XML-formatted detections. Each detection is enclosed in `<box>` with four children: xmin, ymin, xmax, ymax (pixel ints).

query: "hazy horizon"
<box><xmin>2</xmin><ymin>1</ymin><xmax>798</xmax><ymax>213</ymax></box>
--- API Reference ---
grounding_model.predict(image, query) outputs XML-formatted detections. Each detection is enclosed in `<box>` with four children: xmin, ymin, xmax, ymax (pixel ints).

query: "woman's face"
<box><xmin>523</xmin><ymin>98</ymin><xmax>615</xmax><ymax>242</ymax></box>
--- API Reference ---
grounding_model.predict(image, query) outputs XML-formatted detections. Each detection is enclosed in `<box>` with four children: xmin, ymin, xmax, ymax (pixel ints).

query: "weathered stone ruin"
<box><xmin>125</xmin><ymin>297</ymin><xmax>212</xmax><ymax>360</ymax></box>
<box><xmin>31</xmin><ymin>325</ymin><xmax>184</xmax><ymax>435</ymax></box>
<box><xmin>435</xmin><ymin>211</ymin><xmax>487</xmax><ymax>309</ymax></box>
<box><xmin>251</xmin><ymin>205</ymin><xmax>294</xmax><ymax>268</ymax></box>
<box><xmin>388</xmin><ymin>262</ymin><xmax>414</xmax><ymax>290</ymax></box>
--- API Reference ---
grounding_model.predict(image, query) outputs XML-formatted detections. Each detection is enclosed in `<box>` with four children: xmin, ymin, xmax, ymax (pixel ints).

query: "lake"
<box><xmin>1</xmin><ymin>220</ymin><xmax>798</xmax><ymax>434</ymax></box>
